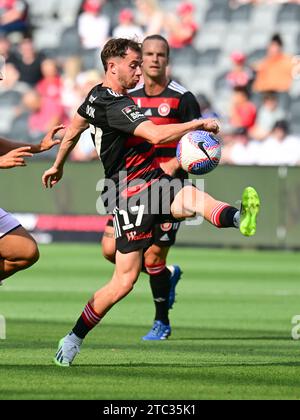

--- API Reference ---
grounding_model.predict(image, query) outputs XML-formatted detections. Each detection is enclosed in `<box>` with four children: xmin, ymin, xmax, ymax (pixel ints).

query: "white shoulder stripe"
<box><xmin>170</xmin><ymin>81</ymin><xmax>188</xmax><ymax>92</ymax></box>
<box><xmin>169</xmin><ymin>81</ymin><xmax>188</xmax><ymax>95</ymax></box>
<box><xmin>169</xmin><ymin>84</ymin><xmax>187</xmax><ymax>95</ymax></box>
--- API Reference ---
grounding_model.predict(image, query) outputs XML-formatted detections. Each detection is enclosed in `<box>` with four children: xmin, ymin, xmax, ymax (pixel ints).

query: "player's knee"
<box><xmin>144</xmin><ymin>252</ymin><xmax>166</xmax><ymax>273</ymax></box>
<box><xmin>113</xmin><ymin>271</ymin><xmax>138</xmax><ymax>300</ymax></box>
<box><xmin>120</xmin><ymin>271</ymin><xmax>138</xmax><ymax>292</ymax></box>
<box><xmin>22</xmin><ymin>243</ymin><xmax>40</xmax><ymax>268</ymax></box>
<box><xmin>102</xmin><ymin>246</ymin><xmax>116</xmax><ymax>264</ymax></box>
<box><xmin>118</xmin><ymin>282</ymin><xmax>134</xmax><ymax>298</ymax></box>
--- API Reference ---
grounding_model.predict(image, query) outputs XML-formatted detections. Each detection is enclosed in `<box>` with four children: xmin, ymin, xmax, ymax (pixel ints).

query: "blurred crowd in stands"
<box><xmin>0</xmin><ymin>0</ymin><xmax>300</xmax><ymax>165</ymax></box>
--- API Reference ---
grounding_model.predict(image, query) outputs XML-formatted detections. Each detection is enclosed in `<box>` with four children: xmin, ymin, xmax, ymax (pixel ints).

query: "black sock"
<box><xmin>72</xmin><ymin>316</ymin><xmax>91</xmax><ymax>339</ymax></box>
<box><xmin>149</xmin><ymin>268</ymin><xmax>171</xmax><ymax>325</ymax></box>
<box><xmin>219</xmin><ymin>206</ymin><xmax>239</xmax><ymax>228</ymax></box>
<box><xmin>72</xmin><ymin>303</ymin><xmax>101</xmax><ymax>339</ymax></box>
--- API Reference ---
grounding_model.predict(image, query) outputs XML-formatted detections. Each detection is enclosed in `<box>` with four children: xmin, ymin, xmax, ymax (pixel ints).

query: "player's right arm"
<box><xmin>106</xmin><ymin>95</ymin><xmax>220</xmax><ymax>145</ymax></box>
<box><xmin>134</xmin><ymin>118</ymin><xmax>220</xmax><ymax>145</ymax></box>
<box><xmin>42</xmin><ymin>114</ymin><xmax>89</xmax><ymax>189</ymax></box>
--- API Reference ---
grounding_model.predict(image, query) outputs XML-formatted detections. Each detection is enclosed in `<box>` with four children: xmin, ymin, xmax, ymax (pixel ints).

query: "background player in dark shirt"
<box><xmin>41</xmin><ymin>38</ymin><xmax>259</xmax><ymax>367</ymax></box>
<box><xmin>101</xmin><ymin>35</ymin><xmax>202</xmax><ymax>341</ymax></box>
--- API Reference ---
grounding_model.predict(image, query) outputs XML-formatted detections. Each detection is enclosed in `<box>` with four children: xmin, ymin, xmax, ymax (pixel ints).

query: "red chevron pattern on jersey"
<box><xmin>130</xmin><ymin>80</ymin><xmax>201</xmax><ymax>163</ymax></box>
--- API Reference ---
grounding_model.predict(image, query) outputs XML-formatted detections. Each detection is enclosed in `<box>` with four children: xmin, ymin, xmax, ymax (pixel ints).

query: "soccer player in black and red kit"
<box><xmin>42</xmin><ymin>38</ymin><xmax>260</xmax><ymax>367</ymax></box>
<box><xmin>101</xmin><ymin>35</ymin><xmax>202</xmax><ymax>340</ymax></box>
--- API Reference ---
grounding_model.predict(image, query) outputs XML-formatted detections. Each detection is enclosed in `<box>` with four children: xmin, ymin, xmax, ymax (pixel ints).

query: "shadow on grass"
<box><xmin>1</xmin><ymin>319</ymin><xmax>294</xmax><ymax>363</ymax></box>
<box><xmin>4</xmin><ymin>318</ymin><xmax>289</xmax><ymax>340</ymax></box>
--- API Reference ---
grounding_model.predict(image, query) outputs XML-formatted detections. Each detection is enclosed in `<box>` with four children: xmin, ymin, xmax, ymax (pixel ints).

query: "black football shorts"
<box><xmin>105</xmin><ymin>214</ymin><xmax>180</xmax><ymax>248</ymax></box>
<box><xmin>153</xmin><ymin>221</ymin><xmax>181</xmax><ymax>247</ymax></box>
<box><xmin>113</xmin><ymin>175</ymin><xmax>184</xmax><ymax>254</ymax></box>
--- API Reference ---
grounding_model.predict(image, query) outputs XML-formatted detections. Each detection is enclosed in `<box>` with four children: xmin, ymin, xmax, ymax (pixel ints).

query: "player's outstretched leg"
<box><xmin>239</xmin><ymin>187</ymin><xmax>261</xmax><ymax>237</ymax></box>
<box><xmin>54</xmin><ymin>249</ymin><xmax>142</xmax><ymax>367</ymax></box>
<box><xmin>171</xmin><ymin>185</ymin><xmax>260</xmax><ymax>237</ymax></box>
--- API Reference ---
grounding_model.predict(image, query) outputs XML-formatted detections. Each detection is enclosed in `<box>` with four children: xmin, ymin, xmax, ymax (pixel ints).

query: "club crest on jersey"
<box><xmin>158</xmin><ymin>103</ymin><xmax>171</xmax><ymax>117</ymax></box>
<box><xmin>161</xmin><ymin>223</ymin><xmax>172</xmax><ymax>232</ymax></box>
<box><xmin>122</xmin><ymin>105</ymin><xmax>145</xmax><ymax>123</ymax></box>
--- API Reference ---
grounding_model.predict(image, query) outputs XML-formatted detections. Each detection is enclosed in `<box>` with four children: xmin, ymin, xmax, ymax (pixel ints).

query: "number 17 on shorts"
<box><xmin>113</xmin><ymin>205</ymin><xmax>155</xmax><ymax>253</ymax></box>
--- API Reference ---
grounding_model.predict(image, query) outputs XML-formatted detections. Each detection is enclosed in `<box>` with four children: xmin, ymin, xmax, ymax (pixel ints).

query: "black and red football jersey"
<box><xmin>130</xmin><ymin>80</ymin><xmax>201</xmax><ymax>165</ymax></box>
<box><xmin>78</xmin><ymin>84</ymin><xmax>163</xmax><ymax>208</ymax></box>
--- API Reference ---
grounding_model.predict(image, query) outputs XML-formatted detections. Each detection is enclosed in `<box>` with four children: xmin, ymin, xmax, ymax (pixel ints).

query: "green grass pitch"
<box><xmin>1</xmin><ymin>244</ymin><xmax>300</xmax><ymax>400</ymax></box>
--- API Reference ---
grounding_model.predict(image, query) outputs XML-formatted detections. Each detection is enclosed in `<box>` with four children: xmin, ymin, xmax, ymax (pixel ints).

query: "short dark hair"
<box><xmin>273</xmin><ymin>120</ymin><xmax>289</xmax><ymax>134</ymax></box>
<box><xmin>271</xmin><ymin>33</ymin><xmax>283</xmax><ymax>47</ymax></box>
<box><xmin>101</xmin><ymin>38</ymin><xmax>142</xmax><ymax>72</ymax></box>
<box><xmin>143</xmin><ymin>35</ymin><xmax>170</xmax><ymax>59</ymax></box>
<box><xmin>263</xmin><ymin>91</ymin><xmax>278</xmax><ymax>102</ymax></box>
<box><xmin>234</xmin><ymin>86</ymin><xmax>250</xmax><ymax>99</ymax></box>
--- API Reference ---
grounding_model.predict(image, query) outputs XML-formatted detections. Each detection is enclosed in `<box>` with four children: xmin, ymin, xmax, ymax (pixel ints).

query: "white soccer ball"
<box><xmin>176</xmin><ymin>130</ymin><xmax>222</xmax><ymax>175</ymax></box>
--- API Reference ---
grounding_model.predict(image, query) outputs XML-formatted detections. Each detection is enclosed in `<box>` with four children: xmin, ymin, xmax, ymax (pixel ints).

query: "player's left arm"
<box><xmin>42</xmin><ymin>114</ymin><xmax>89</xmax><ymax>188</ymax></box>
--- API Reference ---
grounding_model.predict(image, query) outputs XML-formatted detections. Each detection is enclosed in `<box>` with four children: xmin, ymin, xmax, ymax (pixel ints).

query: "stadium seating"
<box><xmin>0</xmin><ymin>107</ymin><xmax>16</xmax><ymax>136</ymax></box>
<box><xmin>230</xmin><ymin>4</ymin><xmax>253</xmax><ymax>23</ymax></box>
<box><xmin>214</xmin><ymin>71</ymin><xmax>229</xmax><ymax>94</ymax></box>
<box><xmin>0</xmin><ymin>91</ymin><xmax>22</xmax><ymax>136</ymax></box>
<box><xmin>81</xmin><ymin>48</ymin><xmax>100</xmax><ymax>71</ymax></box>
<box><xmin>0</xmin><ymin>90</ymin><xmax>22</xmax><ymax>107</ymax></box>
<box><xmin>8</xmin><ymin>113</ymin><xmax>32</xmax><ymax>142</ymax></box>
<box><xmin>59</xmin><ymin>26</ymin><xmax>82</xmax><ymax>57</ymax></box>
<box><xmin>290</xmin><ymin>97</ymin><xmax>300</xmax><ymax>124</ymax></box>
<box><xmin>33</xmin><ymin>21</ymin><xmax>65</xmax><ymax>50</ymax></box>
<box><xmin>246</xmin><ymin>49</ymin><xmax>267</xmax><ymax>66</ymax></box>
<box><xmin>205</xmin><ymin>4</ymin><xmax>231</xmax><ymax>24</ymax></box>
<box><xmin>277</xmin><ymin>3</ymin><xmax>300</xmax><ymax>23</ymax></box>
<box><xmin>197</xmin><ymin>48</ymin><xmax>221</xmax><ymax>67</ymax></box>
<box><xmin>1</xmin><ymin>0</ymin><xmax>300</xmax><ymax>142</ymax></box>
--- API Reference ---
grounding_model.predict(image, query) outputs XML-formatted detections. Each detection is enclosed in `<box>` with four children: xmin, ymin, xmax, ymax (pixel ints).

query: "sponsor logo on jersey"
<box><xmin>126</xmin><ymin>231</ymin><xmax>153</xmax><ymax>242</ymax></box>
<box><xmin>144</xmin><ymin>109</ymin><xmax>153</xmax><ymax>116</ymax></box>
<box><xmin>158</xmin><ymin>103</ymin><xmax>171</xmax><ymax>117</ymax></box>
<box><xmin>160</xmin><ymin>234</ymin><xmax>170</xmax><ymax>242</ymax></box>
<box><xmin>161</xmin><ymin>223</ymin><xmax>172</xmax><ymax>232</ymax></box>
<box><xmin>122</xmin><ymin>105</ymin><xmax>145</xmax><ymax>123</ymax></box>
